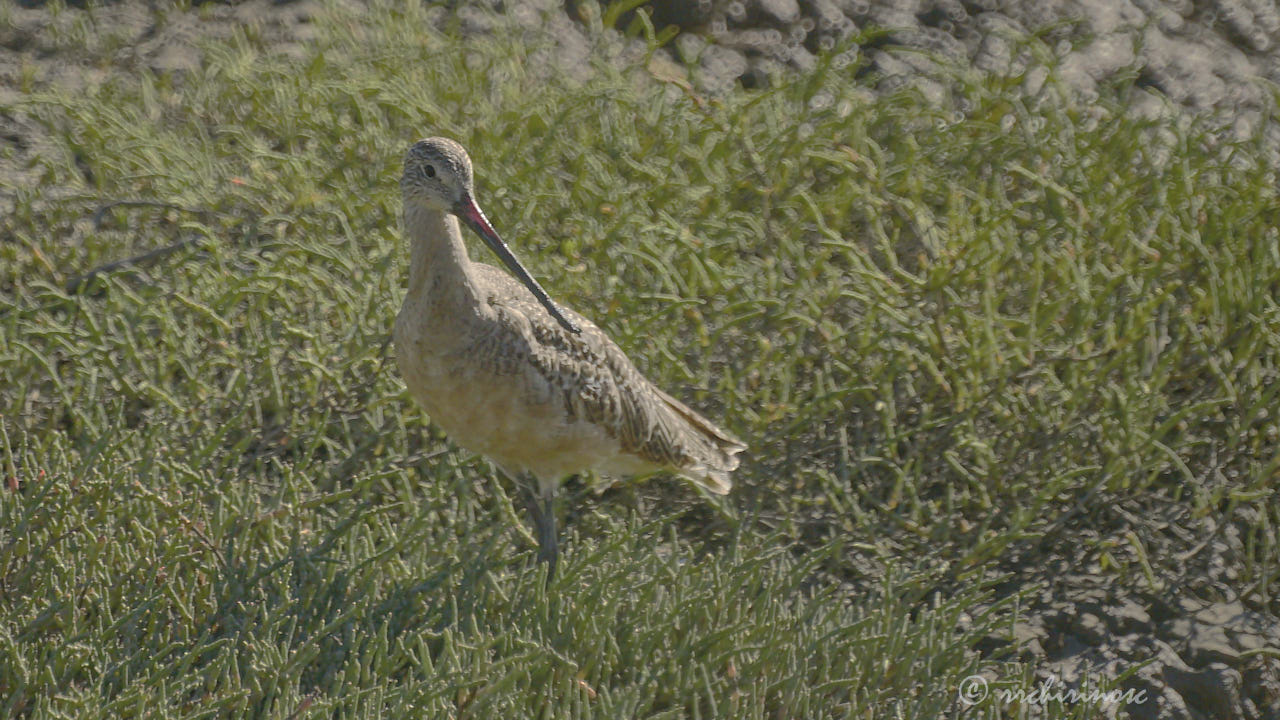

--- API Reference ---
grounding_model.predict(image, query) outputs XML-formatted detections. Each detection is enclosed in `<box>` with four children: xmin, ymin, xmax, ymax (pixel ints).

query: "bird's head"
<box><xmin>399</xmin><ymin>136</ymin><xmax>581</xmax><ymax>334</ymax></box>
<box><xmin>401</xmin><ymin>136</ymin><xmax>474</xmax><ymax>214</ymax></box>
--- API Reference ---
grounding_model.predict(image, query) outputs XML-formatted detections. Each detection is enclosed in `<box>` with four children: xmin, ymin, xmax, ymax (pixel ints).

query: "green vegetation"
<box><xmin>2</xmin><ymin>1</ymin><xmax>1277</xmax><ymax>717</ymax></box>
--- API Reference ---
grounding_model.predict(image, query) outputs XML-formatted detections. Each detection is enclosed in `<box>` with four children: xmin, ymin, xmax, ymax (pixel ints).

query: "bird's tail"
<box><xmin>654</xmin><ymin>387</ymin><xmax>747</xmax><ymax>495</ymax></box>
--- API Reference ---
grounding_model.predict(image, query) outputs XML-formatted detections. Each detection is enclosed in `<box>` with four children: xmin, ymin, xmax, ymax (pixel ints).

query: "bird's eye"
<box><xmin>424</xmin><ymin>164</ymin><xmax>436</xmax><ymax>178</ymax></box>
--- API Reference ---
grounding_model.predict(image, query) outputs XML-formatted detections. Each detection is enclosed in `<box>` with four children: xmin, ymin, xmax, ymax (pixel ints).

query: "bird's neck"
<box><xmin>404</xmin><ymin>203</ymin><xmax>483</xmax><ymax>306</ymax></box>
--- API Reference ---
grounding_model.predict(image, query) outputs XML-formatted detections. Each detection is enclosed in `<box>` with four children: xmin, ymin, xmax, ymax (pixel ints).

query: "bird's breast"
<box><xmin>394</xmin><ymin>310</ymin><xmax>642</xmax><ymax>481</ymax></box>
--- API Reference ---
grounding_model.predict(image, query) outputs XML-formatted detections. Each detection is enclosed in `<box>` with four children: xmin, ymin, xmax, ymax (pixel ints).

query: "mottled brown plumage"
<box><xmin>392</xmin><ymin>137</ymin><xmax>746</xmax><ymax>573</ymax></box>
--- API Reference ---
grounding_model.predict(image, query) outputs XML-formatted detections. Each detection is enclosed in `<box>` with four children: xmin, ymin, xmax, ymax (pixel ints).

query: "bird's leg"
<box><xmin>520</xmin><ymin>474</ymin><xmax>558</xmax><ymax>580</ymax></box>
<box><xmin>537</xmin><ymin>485</ymin><xmax>558</xmax><ymax>579</ymax></box>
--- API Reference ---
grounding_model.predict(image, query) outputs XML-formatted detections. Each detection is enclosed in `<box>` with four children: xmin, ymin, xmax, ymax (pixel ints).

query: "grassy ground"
<box><xmin>2</xmin><ymin>1</ymin><xmax>1278</xmax><ymax>717</ymax></box>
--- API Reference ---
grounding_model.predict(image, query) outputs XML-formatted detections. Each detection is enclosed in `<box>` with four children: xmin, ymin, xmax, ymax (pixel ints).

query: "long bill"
<box><xmin>454</xmin><ymin>193</ymin><xmax>581</xmax><ymax>335</ymax></box>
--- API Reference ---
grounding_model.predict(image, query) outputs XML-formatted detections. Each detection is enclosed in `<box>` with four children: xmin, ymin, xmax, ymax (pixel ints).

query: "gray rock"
<box><xmin>1074</xmin><ymin>0</ymin><xmax>1147</xmax><ymax>35</ymax></box>
<box><xmin>785</xmin><ymin>43</ymin><xmax>818</xmax><ymax>72</ymax></box>
<box><xmin>1108</xmin><ymin>599</ymin><xmax>1153</xmax><ymax>635</ymax></box>
<box><xmin>1163</xmin><ymin>663</ymin><xmax>1246</xmax><ymax>720</ymax></box>
<box><xmin>1162</xmin><ymin>601</ymin><xmax>1280</xmax><ymax>668</ymax></box>
<box><xmin>697</xmin><ymin>44</ymin><xmax>749</xmax><ymax>93</ymax></box>
<box><xmin>807</xmin><ymin>0</ymin><xmax>847</xmax><ymax>32</ymax></box>
<box><xmin>457</xmin><ymin>5</ymin><xmax>498</xmax><ymax>35</ymax></box>
<box><xmin>755</xmin><ymin>0</ymin><xmax>801</xmax><ymax>25</ymax></box>
<box><xmin>1241</xmin><ymin>661</ymin><xmax>1280</xmax><ymax>719</ymax></box>
<box><xmin>1124</xmin><ymin>671</ymin><xmax>1199</xmax><ymax>720</ymax></box>
<box><xmin>1119</xmin><ymin>638</ymin><xmax>1199</xmax><ymax>720</ymax></box>
<box><xmin>973</xmin><ymin>33</ymin><xmax>1013</xmax><ymax>74</ymax></box>
<box><xmin>1073</xmin><ymin>611</ymin><xmax>1110</xmax><ymax>646</ymax></box>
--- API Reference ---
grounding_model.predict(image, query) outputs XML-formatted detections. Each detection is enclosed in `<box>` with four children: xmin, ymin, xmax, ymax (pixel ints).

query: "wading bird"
<box><xmin>393</xmin><ymin>137</ymin><xmax>746</xmax><ymax>577</ymax></box>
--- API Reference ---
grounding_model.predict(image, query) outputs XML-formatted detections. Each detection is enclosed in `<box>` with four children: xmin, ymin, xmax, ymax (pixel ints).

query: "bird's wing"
<box><xmin>476</xmin><ymin>264</ymin><xmax>744</xmax><ymax>492</ymax></box>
